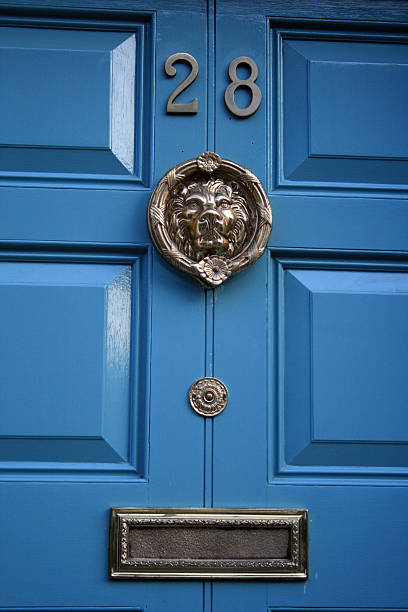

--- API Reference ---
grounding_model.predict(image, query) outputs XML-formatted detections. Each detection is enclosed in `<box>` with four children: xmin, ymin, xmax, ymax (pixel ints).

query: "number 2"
<box><xmin>165</xmin><ymin>52</ymin><xmax>199</xmax><ymax>114</ymax></box>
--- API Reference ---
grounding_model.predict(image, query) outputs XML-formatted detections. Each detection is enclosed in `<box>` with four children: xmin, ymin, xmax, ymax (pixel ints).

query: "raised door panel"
<box><xmin>281</xmin><ymin>35</ymin><xmax>408</xmax><ymax>186</ymax></box>
<box><xmin>0</xmin><ymin>28</ymin><xmax>137</xmax><ymax>175</ymax></box>
<box><xmin>0</xmin><ymin>17</ymin><xmax>151</xmax><ymax>183</ymax></box>
<box><xmin>280</xmin><ymin>262</ymin><xmax>408</xmax><ymax>475</ymax></box>
<box><xmin>0</xmin><ymin>259</ymin><xmax>140</xmax><ymax>474</ymax></box>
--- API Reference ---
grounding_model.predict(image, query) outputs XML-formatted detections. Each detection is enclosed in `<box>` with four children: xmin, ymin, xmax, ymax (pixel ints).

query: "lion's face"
<box><xmin>167</xmin><ymin>178</ymin><xmax>249</xmax><ymax>261</ymax></box>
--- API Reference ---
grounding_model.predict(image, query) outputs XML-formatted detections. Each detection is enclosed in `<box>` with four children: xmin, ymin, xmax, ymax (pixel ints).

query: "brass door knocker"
<box><xmin>148</xmin><ymin>152</ymin><xmax>272</xmax><ymax>287</ymax></box>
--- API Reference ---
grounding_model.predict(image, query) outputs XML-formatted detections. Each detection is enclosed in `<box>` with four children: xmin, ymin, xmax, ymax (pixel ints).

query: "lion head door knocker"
<box><xmin>147</xmin><ymin>152</ymin><xmax>272</xmax><ymax>288</ymax></box>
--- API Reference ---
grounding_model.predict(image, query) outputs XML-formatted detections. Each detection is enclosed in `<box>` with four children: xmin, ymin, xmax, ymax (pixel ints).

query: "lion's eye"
<box><xmin>187</xmin><ymin>200</ymin><xmax>200</xmax><ymax>209</ymax></box>
<box><xmin>218</xmin><ymin>199</ymin><xmax>230</xmax><ymax>209</ymax></box>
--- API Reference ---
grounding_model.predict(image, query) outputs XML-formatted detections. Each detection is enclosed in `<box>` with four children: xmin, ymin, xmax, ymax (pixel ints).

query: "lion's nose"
<box><xmin>199</xmin><ymin>208</ymin><xmax>223</xmax><ymax>230</ymax></box>
<box><xmin>200</xmin><ymin>208</ymin><xmax>220</xmax><ymax>220</ymax></box>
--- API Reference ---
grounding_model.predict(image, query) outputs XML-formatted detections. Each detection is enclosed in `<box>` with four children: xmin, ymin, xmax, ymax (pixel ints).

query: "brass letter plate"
<box><xmin>110</xmin><ymin>508</ymin><xmax>308</xmax><ymax>580</ymax></box>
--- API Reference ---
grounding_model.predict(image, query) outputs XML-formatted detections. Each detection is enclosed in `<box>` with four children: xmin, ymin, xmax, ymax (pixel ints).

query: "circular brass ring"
<box><xmin>148</xmin><ymin>152</ymin><xmax>272</xmax><ymax>288</ymax></box>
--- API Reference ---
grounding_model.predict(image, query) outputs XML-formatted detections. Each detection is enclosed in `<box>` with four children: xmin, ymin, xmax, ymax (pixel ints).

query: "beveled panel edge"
<box><xmin>109</xmin><ymin>508</ymin><xmax>308</xmax><ymax>580</ymax></box>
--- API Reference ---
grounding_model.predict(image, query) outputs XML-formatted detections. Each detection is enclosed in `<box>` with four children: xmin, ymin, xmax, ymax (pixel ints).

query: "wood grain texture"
<box><xmin>0</xmin><ymin>0</ymin><xmax>204</xmax><ymax>12</ymax></box>
<box><xmin>217</xmin><ymin>0</ymin><xmax>408</xmax><ymax>22</ymax></box>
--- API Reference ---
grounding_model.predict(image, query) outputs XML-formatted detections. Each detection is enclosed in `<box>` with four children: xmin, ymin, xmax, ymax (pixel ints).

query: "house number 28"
<box><xmin>165</xmin><ymin>53</ymin><xmax>261</xmax><ymax>118</ymax></box>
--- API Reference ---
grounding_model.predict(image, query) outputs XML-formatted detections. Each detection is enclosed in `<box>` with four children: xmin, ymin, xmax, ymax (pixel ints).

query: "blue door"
<box><xmin>1</xmin><ymin>0</ymin><xmax>408</xmax><ymax>610</ymax></box>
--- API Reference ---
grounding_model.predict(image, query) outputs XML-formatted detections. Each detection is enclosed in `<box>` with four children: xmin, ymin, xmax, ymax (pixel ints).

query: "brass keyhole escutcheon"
<box><xmin>189</xmin><ymin>377</ymin><xmax>229</xmax><ymax>417</ymax></box>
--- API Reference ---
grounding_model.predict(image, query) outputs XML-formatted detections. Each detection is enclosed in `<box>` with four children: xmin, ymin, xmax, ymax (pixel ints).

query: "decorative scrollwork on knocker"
<box><xmin>147</xmin><ymin>152</ymin><xmax>272</xmax><ymax>288</ymax></box>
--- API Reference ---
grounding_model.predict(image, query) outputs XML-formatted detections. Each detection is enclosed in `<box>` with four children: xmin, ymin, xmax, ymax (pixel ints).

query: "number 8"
<box><xmin>224</xmin><ymin>56</ymin><xmax>262</xmax><ymax>118</ymax></box>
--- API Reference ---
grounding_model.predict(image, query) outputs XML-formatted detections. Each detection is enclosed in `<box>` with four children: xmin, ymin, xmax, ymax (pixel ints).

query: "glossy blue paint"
<box><xmin>0</xmin><ymin>0</ymin><xmax>408</xmax><ymax>610</ymax></box>
<box><xmin>282</xmin><ymin>263</ymin><xmax>408</xmax><ymax>472</ymax></box>
<box><xmin>282</xmin><ymin>35</ymin><xmax>408</xmax><ymax>184</ymax></box>
<box><xmin>0</xmin><ymin>19</ymin><xmax>150</xmax><ymax>181</ymax></box>
<box><xmin>0</xmin><ymin>252</ymin><xmax>148</xmax><ymax>479</ymax></box>
<box><xmin>0</xmin><ymin>263</ymin><xmax>131</xmax><ymax>458</ymax></box>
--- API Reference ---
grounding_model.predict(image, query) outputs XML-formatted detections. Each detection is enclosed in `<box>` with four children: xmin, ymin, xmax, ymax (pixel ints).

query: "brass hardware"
<box><xmin>224</xmin><ymin>57</ymin><xmax>262</xmax><ymax>117</ymax></box>
<box><xmin>147</xmin><ymin>152</ymin><xmax>272</xmax><ymax>288</ymax></box>
<box><xmin>189</xmin><ymin>377</ymin><xmax>228</xmax><ymax>417</ymax></box>
<box><xmin>165</xmin><ymin>52</ymin><xmax>199</xmax><ymax>114</ymax></box>
<box><xmin>110</xmin><ymin>508</ymin><xmax>308</xmax><ymax>580</ymax></box>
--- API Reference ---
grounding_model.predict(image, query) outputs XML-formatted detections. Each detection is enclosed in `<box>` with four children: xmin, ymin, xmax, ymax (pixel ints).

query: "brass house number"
<box><xmin>165</xmin><ymin>53</ymin><xmax>262</xmax><ymax>117</ymax></box>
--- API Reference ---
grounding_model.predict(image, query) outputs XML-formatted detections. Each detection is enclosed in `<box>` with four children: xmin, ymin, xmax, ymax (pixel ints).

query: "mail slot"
<box><xmin>110</xmin><ymin>508</ymin><xmax>308</xmax><ymax>580</ymax></box>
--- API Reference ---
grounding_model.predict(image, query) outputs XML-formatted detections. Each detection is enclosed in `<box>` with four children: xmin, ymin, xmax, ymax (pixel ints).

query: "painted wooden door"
<box><xmin>0</xmin><ymin>0</ymin><xmax>408</xmax><ymax>610</ymax></box>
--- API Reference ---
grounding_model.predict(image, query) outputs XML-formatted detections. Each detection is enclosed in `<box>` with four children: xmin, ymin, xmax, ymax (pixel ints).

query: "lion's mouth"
<box><xmin>200</xmin><ymin>228</ymin><xmax>223</xmax><ymax>242</ymax></box>
<box><xmin>198</xmin><ymin>228</ymin><xmax>226</xmax><ymax>250</ymax></box>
